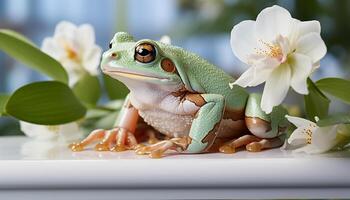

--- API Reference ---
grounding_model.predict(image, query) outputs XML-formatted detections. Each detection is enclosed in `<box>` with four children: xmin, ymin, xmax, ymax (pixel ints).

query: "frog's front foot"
<box><xmin>135</xmin><ymin>137</ymin><xmax>191</xmax><ymax>158</ymax></box>
<box><xmin>219</xmin><ymin>135</ymin><xmax>284</xmax><ymax>154</ymax></box>
<box><xmin>69</xmin><ymin>127</ymin><xmax>138</xmax><ymax>152</ymax></box>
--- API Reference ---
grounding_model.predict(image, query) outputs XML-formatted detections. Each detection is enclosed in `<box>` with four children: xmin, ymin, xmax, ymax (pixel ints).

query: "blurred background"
<box><xmin>1</xmin><ymin>0</ymin><xmax>350</xmax><ymax>135</ymax></box>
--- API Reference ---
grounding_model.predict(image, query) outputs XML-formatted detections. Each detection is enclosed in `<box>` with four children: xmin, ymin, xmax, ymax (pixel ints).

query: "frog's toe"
<box><xmin>135</xmin><ymin>141</ymin><xmax>166</xmax><ymax>157</ymax></box>
<box><xmin>246</xmin><ymin>142</ymin><xmax>263</xmax><ymax>152</ymax></box>
<box><xmin>69</xmin><ymin>142</ymin><xmax>85</xmax><ymax>152</ymax></box>
<box><xmin>218</xmin><ymin>135</ymin><xmax>260</xmax><ymax>154</ymax></box>
<box><xmin>219</xmin><ymin>144</ymin><xmax>236</xmax><ymax>154</ymax></box>
<box><xmin>110</xmin><ymin>128</ymin><xmax>138</xmax><ymax>152</ymax></box>
<box><xmin>135</xmin><ymin>137</ymin><xmax>189</xmax><ymax>158</ymax></box>
<box><xmin>69</xmin><ymin>129</ymin><xmax>106</xmax><ymax>152</ymax></box>
<box><xmin>246</xmin><ymin>137</ymin><xmax>284</xmax><ymax>152</ymax></box>
<box><xmin>94</xmin><ymin>129</ymin><xmax>118</xmax><ymax>151</ymax></box>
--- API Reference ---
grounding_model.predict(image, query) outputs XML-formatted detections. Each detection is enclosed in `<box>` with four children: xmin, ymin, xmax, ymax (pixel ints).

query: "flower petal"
<box><xmin>233</xmin><ymin>67</ymin><xmax>255</xmax><ymax>87</ymax></box>
<box><xmin>261</xmin><ymin>63</ymin><xmax>291</xmax><ymax>113</ymax></box>
<box><xmin>292</xmin><ymin>144</ymin><xmax>322</xmax><ymax>154</ymax></box>
<box><xmin>77</xmin><ymin>24</ymin><xmax>95</xmax><ymax>50</ymax></box>
<box><xmin>296</xmin><ymin>32</ymin><xmax>327</xmax><ymax>63</ymax></box>
<box><xmin>54</xmin><ymin>21</ymin><xmax>77</xmax><ymax>41</ymax></box>
<box><xmin>20</xmin><ymin>121</ymin><xmax>58</xmax><ymax>140</ymax></box>
<box><xmin>248</xmin><ymin>57</ymin><xmax>278</xmax><ymax>85</ymax></box>
<box><xmin>233</xmin><ymin>58</ymin><xmax>277</xmax><ymax>88</ymax></box>
<box><xmin>82</xmin><ymin>45</ymin><xmax>102</xmax><ymax>75</ymax></box>
<box><xmin>287</xmin><ymin>127</ymin><xmax>308</xmax><ymax>146</ymax></box>
<box><xmin>311</xmin><ymin>125</ymin><xmax>338</xmax><ymax>152</ymax></box>
<box><xmin>299</xmin><ymin>20</ymin><xmax>321</xmax><ymax>36</ymax></box>
<box><xmin>59</xmin><ymin>122</ymin><xmax>83</xmax><ymax>142</ymax></box>
<box><xmin>230</xmin><ymin>20</ymin><xmax>257</xmax><ymax>63</ymax></box>
<box><xmin>41</xmin><ymin>38</ymin><xmax>65</xmax><ymax>60</ymax></box>
<box><xmin>285</xmin><ymin>115</ymin><xmax>316</xmax><ymax>127</ymax></box>
<box><xmin>255</xmin><ymin>5</ymin><xmax>293</xmax><ymax>42</ymax></box>
<box><xmin>289</xmin><ymin>53</ymin><xmax>313</xmax><ymax>94</ymax></box>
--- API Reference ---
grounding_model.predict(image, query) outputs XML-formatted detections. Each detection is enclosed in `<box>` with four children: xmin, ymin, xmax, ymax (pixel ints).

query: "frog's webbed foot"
<box><xmin>69</xmin><ymin>127</ymin><xmax>138</xmax><ymax>152</ymax></box>
<box><xmin>219</xmin><ymin>135</ymin><xmax>284</xmax><ymax>153</ymax></box>
<box><xmin>135</xmin><ymin>137</ymin><xmax>191</xmax><ymax>158</ymax></box>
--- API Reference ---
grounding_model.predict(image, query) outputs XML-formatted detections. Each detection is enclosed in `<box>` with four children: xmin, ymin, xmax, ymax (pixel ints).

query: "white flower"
<box><xmin>285</xmin><ymin>115</ymin><xmax>350</xmax><ymax>154</ymax></box>
<box><xmin>230</xmin><ymin>5</ymin><xmax>327</xmax><ymax>113</ymax></box>
<box><xmin>20</xmin><ymin>121</ymin><xmax>83</xmax><ymax>142</ymax></box>
<box><xmin>42</xmin><ymin>21</ymin><xmax>102</xmax><ymax>86</ymax></box>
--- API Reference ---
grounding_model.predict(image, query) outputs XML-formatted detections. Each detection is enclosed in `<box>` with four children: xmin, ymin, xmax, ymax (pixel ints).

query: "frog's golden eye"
<box><xmin>134</xmin><ymin>43</ymin><xmax>156</xmax><ymax>63</ymax></box>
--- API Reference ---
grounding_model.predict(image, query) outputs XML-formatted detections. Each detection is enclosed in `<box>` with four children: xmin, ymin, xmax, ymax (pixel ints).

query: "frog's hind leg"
<box><xmin>220</xmin><ymin>93</ymin><xmax>288</xmax><ymax>153</ymax></box>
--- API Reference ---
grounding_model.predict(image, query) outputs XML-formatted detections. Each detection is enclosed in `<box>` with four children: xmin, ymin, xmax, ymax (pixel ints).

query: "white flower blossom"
<box><xmin>20</xmin><ymin>121</ymin><xmax>83</xmax><ymax>142</ymax></box>
<box><xmin>42</xmin><ymin>21</ymin><xmax>102</xmax><ymax>86</ymax></box>
<box><xmin>285</xmin><ymin>115</ymin><xmax>350</xmax><ymax>154</ymax></box>
<box><xmin>230</xmin><ymin>5</ymin><xmax>327</xmax><ymax>113</ymax></box>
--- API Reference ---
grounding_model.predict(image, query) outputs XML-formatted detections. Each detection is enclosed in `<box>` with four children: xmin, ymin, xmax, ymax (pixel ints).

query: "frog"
<box><xmin>70</xmin><ymin>32</ymin><xmax>289</xmax><ymax>158</ymax></box>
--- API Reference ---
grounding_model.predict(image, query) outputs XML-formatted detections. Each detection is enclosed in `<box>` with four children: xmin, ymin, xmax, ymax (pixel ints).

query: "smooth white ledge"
<box><xmin>0</xmin><ymin>136</ymin><xmax>349</xmax><ymax>199</ymax></box>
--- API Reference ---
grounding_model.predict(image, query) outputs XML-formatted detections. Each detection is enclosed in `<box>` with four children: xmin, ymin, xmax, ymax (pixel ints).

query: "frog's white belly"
<box><xmin>138</xmin><ymin>109</ymin><xmax>194</xmax><ymax>138</ymax></box>
<box><xmin>138</xmin><ymin>108</ymin><xmax>246</xmax><ymax>139</ymax></box>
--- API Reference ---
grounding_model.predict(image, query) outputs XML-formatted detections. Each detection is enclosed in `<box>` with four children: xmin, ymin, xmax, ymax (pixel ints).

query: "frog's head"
<box><xmin>101</xmin><ymin>32</ymin><xmax>188</xmax><ymax>92</ymax></box>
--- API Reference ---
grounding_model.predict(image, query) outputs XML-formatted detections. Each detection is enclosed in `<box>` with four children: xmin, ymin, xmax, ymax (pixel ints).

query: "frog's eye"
<box><xmin>134</xmin><ymin>43</ymin><xmax>156</xmax><ymax>63</ymax></box>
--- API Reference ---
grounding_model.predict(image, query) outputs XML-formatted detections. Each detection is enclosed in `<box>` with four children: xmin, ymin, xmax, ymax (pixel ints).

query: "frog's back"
<box><xmin>159</xmin><ymin>42</ymin><xmax>249</xmax><ymax>110</ymax></box>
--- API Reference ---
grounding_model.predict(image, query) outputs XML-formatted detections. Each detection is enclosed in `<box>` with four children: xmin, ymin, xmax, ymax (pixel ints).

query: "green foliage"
<box><xmin>0</xmin><ymin>29</ymin><xmax>68</xmax><ymax>84</ymax></box>
<box><xmin>5</xmin><ymin>81</ymin><xmax>86</xmax><ymax>125</ymax></box>
<box><xmin>304</xmin><ymin>78</ymin><xmax>330</xmax><ymax>121</ymax></box>
<box><xmin>317</xmin><ymin>113</ymin><xmax>350</xmax><ymax>127</ymax></box>
<box><xmin>0</xmin><ymin>118</ymin><xmax>23</xmax><ymax>136</ymax></box>
<box><xmin>316</xmin><ymin>78</ymin><xmax>350</xmax><ymax>104</ymax></box>
<box><xmin>269</xmin><ymin>105</ymin><xmax>289</xmax><ymax>135</ymax></box>
<box><xmin>0</xmin><ymin>94</ymin><xmax>10</xmax><ymax>116</ymax></box>
<box><xmin>103</xmin><ymin>74</ymin><xmax>129</xmax><ymax>100</ymax></box>
<box><xmin>73</xmin><ymin>73</ymin><xmax>101</xmax><ymax>107</ymax></box>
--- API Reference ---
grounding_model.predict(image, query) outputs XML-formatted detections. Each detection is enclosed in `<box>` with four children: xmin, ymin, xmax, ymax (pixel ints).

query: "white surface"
<box><xmin>0</xmin><ymin>136</ymin><xmax>350</xmax><ymax>199</ymax></box>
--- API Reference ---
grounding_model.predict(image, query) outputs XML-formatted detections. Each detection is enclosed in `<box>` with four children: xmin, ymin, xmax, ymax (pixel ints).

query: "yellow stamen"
<box><xmin>303</xmin><ymin>123</ymin><xmax>314</xmax><ymax>144</ymax></box>
<box><xmin>255</xmin><ymin>39</ymin><xmax>283</xmax><ymax>59</ymax></box>
<box><xmin>61</xmin><ymin>41</ymin><xmax>79</xmax><ymax>60</ymax></box>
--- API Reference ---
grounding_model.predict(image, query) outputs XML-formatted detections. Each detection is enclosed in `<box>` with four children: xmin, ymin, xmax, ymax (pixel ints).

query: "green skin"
<box><xmin>100</xmin><ymin>32</ymin><xmax>288</xmax><ymax>154</ymax></box>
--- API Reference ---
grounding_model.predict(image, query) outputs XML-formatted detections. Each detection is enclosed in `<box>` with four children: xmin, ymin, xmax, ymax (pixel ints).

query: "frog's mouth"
<box><xmin>102</xmin><ymin>67</ymin><xmax>171</xmax><ymax>82</ymax></box>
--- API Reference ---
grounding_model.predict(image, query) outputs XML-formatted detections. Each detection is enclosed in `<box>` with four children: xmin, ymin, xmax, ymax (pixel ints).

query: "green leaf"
<box><xmin>95</xmin><ymin>111</ymin><xmax>119</xmax><ymax>129</ymax></box>
<box><xmin>316</xmin><ymin>77</ymin><xmax>350</xmax><ymax>104</ymax></box>
<box><xmin>85</xmin><ymin>108</ymin><xmax>112</xmax><ymax>119</ymax></box>
<box><xmin>270</xmin><ymin>105</ymin><xmax>289</xmax><ymax>133</ymax></box>
<box><xmin>5</xmin><ymin>81</ymin><xmax>86</xmax><ymax>125</ymax></box>
<box><xmin>0</xmin><ymin>29</ymin><xmax>68</xmax><ymax>84</ymax></box>
<box><xmin>73</xmin><ymin>73</ymin><xmax>101</xmax><ymax>106</ymax></box>
<box><xmin>304</xmin><ymin>78</ymin><xmax>330</xmax><ymax>121</ymax></box>
<box><xmin>0</xmin><ymin>94</ymin><xmax>10</xmax><ymax>116</ymax></box>
<box><xmin>317</xmin><ymin>113</ymin><xmax>350</xmax><ymax>127</ymax></box>
<box><xmin>103</xmin><ymin>74</ymin><xmax>129</xmax><ymax>100</ymax></box>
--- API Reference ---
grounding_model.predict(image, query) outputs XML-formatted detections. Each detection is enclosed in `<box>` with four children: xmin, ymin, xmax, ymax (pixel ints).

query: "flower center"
<box><xmin>254</xmin><ymin>39</ymin><xmax>284</xmax><ymax>62</ymax></box>
<box><xmin>303</xmin><ymin>123</ymin><xmax>316</xmax><ymax>144</ymax></box>
<box><xmin>306</xmin><ymin>128</ymin><xmax>312</xmax><ymax>144</ymax></box>
<box><xmin>64</xmin><ymin>44</ymin><xmax>78</xmax><ymax>60</ymax></box>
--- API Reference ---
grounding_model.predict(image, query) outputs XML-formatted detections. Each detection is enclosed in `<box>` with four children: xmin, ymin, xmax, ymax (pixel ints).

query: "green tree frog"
<box><xmin>70</xmin><ymin>32</ymin><xmax>288</xmax><ymax>158</ymax></box>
